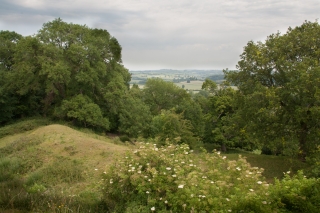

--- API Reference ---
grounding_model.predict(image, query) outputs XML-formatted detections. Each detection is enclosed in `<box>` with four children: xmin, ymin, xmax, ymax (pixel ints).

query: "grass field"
<box><xmin>174</xmin><ymin>80</ymin><xmax>204</xmax><ymax>90</ymax></box>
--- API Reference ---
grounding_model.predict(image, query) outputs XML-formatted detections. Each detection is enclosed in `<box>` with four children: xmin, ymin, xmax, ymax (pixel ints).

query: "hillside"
<box><xmin>0</xmin><ymin>124</ymin><xmax>129</xmax><ymax>199</ymax></box>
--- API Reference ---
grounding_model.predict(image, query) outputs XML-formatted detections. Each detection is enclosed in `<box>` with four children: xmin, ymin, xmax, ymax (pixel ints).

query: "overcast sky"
<box><xmin>1</xmin><ymin>0</ymin><xmax>319</xmax><ymax>71</ymax></box>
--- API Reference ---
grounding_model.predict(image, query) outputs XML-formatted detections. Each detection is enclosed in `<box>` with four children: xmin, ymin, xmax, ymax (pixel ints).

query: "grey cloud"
<box><xmin>0</xmin><ymin>0</ymin><xmax>319</xmax><ymax>70</ymax></box>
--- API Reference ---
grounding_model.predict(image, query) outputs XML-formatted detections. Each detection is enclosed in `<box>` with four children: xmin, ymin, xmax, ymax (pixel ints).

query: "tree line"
<box><xmin>1</xmin><ymin>19</ymin><xmax>320</xmax><ymax>175</ymax></box>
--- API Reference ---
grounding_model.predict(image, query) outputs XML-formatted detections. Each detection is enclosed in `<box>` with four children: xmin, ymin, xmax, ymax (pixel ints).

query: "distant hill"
<box><xmin>129</xmin><ymin>69</ymin><xmax>224</xmax><ymax>86</ymax></box>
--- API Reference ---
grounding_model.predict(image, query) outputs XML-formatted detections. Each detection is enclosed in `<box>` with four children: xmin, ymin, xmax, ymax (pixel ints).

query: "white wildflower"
<box><xmin>178</xmin><ymin>184</ymin><xmax>184</xmax><ymax>188</ymax></box>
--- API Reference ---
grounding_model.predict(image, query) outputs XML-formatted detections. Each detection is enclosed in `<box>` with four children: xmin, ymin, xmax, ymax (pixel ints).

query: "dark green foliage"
<box><xmin>225</xmin><ymin>21</ymin><xmax>320</xmax><ymax>158</ymax></box>
<box><xmin>56</xmin><ymin>94</ymin><xmax>110</xmax><ymax>130</ymax></box>
<box><xmin>150</xmin><ymin>110</ymin><xmax>200</xmax><ymax>148</ymax></box>
<box><xmin>175</xmin><ymin>99</ymin><xmax>205</xmax><ymax>139</ymax></box>
<box><xmin>119</xmin><ymin>135</ymin><xmax>131</xmax><ymax>142</ymax></box>
<box><xmin>271</xmin><ymin>171</ymin><xmax>320</xmax><ymax>213</ymax></box>
<box><xmin>143</xmin><ymin>78</ymin><xmax>191</xmax><ymax>115</ymax></box>
<box><xmin>0</xmin><ymin>18</ymin><xmax>131</xmax><ymax>131</ymax></box>
<box><xmin>118</xmin><ymin>93</ymin><xmax>152</xmax><ymax>138</ymax></box>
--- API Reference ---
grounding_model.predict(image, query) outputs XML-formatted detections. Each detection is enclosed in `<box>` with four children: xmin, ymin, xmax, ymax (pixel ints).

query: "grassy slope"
<box><xmin>0</xmin><ymin>124</ymin><xmax>129</xmax><ymax>196</ymax></box>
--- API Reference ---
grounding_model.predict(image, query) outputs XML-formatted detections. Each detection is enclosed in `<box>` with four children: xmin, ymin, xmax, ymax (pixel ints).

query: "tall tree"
<box><xmin>0</xmin><ymin>31</ymin><xmax>23</xmax><ymax>123</ymax></box>
<box><xmin>1</xmin><ymin>18</ymin><xmax>131</xmax><ymax>130</ymax></box>
<box><xmin>225</xmin><ymin>21</ymin><xmax>320</xmax><ymax>158</ymax></box>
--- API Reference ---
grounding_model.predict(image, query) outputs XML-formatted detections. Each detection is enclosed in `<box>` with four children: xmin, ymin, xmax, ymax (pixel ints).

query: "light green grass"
<box><xmin>0</xmin><ymin>121</ymin><xmax>130</xmax><ymax>212</ymax></box>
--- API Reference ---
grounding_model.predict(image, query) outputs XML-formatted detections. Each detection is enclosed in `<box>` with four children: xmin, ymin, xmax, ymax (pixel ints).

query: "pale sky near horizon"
<box><xmin>1</xmin><ymin>0</ymin><xmax>319</xmax><ymax>71</ymax></box>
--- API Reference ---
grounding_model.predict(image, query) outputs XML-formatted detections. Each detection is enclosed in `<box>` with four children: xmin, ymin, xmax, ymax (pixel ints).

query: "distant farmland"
<box><xmin>129</xmin><ymin>69</ymin><xmax>225</xmax><ymax>91</ymax></box>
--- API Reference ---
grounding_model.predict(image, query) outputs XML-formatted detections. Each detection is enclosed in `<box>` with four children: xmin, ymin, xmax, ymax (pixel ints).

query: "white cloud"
<box><xmin>1</xmin><ymin>0</ymin><xmax>319</xmax><ymax>70</ymax></box>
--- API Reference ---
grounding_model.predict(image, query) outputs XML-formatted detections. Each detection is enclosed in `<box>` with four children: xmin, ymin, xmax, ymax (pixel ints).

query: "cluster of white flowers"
<box><xmin>105</xmin><ymin>142</ymin><xmax>270</xmax><ymax>212</ymax></box>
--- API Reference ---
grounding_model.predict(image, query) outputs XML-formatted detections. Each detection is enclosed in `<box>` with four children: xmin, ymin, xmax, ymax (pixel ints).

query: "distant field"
<box><xmin>174</xmin><ymin>80</ymin><xmax>204</xmax><ymax>90</ymax></box>
<box><xmin>130</xmin><ymin>80</ymin><xmax>204</xmax><ymax>91</ymax></box>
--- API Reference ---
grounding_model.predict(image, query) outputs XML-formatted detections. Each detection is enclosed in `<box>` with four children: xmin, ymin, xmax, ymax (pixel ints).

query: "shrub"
<box><xmin>101</xmin><ymin>142</ymin><xmax>271</xmax><ymax>212</ymax></box>
<box><xmin>270</xmin><ymin>171</ymin><xmax>320</xmax><ymax>213</ymax></box>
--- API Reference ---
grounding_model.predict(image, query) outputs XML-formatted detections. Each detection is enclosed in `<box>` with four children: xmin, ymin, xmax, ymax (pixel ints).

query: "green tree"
<box><xmin>143</xmin><ymin>78</ymin><xmax>190</xmax><ymax>115</ymax></box>
<box><xmin>1</xmin><ymin>18</ymin><xmax>131</xmax><ymax>130</ymax></box>
<box><xmin>175</xmin><ymin>99</ymin><xmax>205</xmax><ymax>139</ymax></box>
<box><xmin>118</xmin><ymin>94</ymin><xmax>152</xmax><ymax>138</ymax></box>
<box><xmin>201</xmin><ymin>80</ymin><xmax>244</xmax><ymax>151</ymax></box>
<box><xmin>150</xmin><ymin>109</ymin><xmax>200</xmax><ymax>148</ymax></box>
<box><xmin>0</xmin><ymin>31</ymin><xmax>23</xmax><ymax>123</ymax></box>
<box><xmin>225</xmin><ymin>21</ymin><xmax>320</xmax><ymax>158</ymax></box>
<box><xmin>55</xmin><ymin>94</ymin><xmax>110</xmax><ymax>130</ymax></box>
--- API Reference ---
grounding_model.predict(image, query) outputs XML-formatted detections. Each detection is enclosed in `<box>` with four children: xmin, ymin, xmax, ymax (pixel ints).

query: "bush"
<box><xmin>101</xmin><ymin>142</ymin><xmax>271</xmax><ymax>212</ymax></box>
<box><xmin>270</xmin><ymin>171</ymin><xmax>320</xmax><ymax>213</ymax></box>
